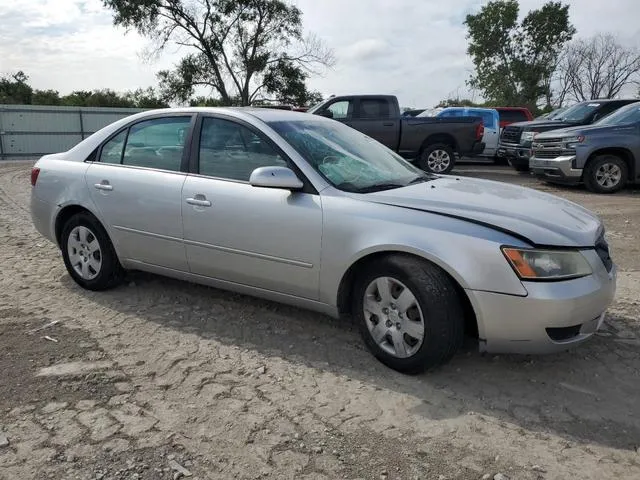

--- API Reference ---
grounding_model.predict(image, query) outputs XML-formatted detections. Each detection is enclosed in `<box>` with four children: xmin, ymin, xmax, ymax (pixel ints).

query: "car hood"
<box><xmin>508</xmin><ymin>119</ymin><xmax>578</xmax><ymax>131</ymax></box>
<box><xmin>358</xmin><ymin>176</ymin><xmax>602</xmax><ymax>247</ymax></box>
<box><xmin>535</xmin><ymin>124</ymin><xmax>613</xmax><ymax>139</ymax></box>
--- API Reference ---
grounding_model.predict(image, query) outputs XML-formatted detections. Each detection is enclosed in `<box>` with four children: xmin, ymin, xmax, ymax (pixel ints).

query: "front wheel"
<box><xmin>584</xmin><ymin>155</ymin><xmax>627</xmax><ymax>194</ymax></box>
<box><xmin>352</xmin><ymin>255</ymin><xmax>464</xmax><ymax>374</ymax></box>
<box><xmin>418</xmin><ymin>144</ymin><xmax>456</xmax><ymax>174</ymax></box>
<box><xmin>61</xmin><ymin>212</ymin><xmax>124</xmax><ymax>291</ymax></box>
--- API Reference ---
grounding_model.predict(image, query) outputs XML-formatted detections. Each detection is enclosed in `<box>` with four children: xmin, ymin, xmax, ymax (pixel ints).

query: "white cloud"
<box><xmin>340</xmin><ymin>39</ymin><xmax>389</xmax><ymax>61</ymax></box>
<box><xmin>1</xmin><ymin>0</ymin><xmax>639</xmax><ymax>107</ymax></box>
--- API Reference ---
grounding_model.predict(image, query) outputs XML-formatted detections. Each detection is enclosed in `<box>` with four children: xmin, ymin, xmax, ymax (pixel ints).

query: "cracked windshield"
<box><xmin>269</xmin><ymin>120</ymin><xmax>429</xmax><ymax>192</ymax></box>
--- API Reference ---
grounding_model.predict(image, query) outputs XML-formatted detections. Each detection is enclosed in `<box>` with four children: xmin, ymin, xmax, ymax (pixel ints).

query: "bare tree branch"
<box><xmin>555</xmin><ymin>34</ymin><xmax>640</xmax><ymax>103</ymax></box>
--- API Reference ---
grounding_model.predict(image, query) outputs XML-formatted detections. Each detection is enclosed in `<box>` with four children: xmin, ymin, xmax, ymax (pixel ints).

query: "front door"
<box><xmin>181</xmin><ymin>115</ymin><xmax>323</xmax><ymax>299</ymax></box>
<box><xmin>85</xmin><ymin>115</ymin><xmax>194</xmax><ymax>271</ymax></box>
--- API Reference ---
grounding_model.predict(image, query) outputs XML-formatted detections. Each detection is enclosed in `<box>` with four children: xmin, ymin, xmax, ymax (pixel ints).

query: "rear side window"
<box><xmin>358</xmin><ymin>99</ymin><xmax>392</xmax><ymax>119</ymax></box>
<box><xmin>98</xmin><ymin>116</ymin><xmax>191</xmax><ymax>172</ymax></box>
<box><xmin>122</xmin><ymin>117</ymin><xmax>191</xmax><ymax>172</ymax></box>
<box><xmin>498</xmin><ymin>110</ymin><xmax>528</xmax><ymax>123</ymax></box>
<box><xmin>99</xmin><ymin>130</ymin><xmax>127</xmax><ymax>164</ymax></box>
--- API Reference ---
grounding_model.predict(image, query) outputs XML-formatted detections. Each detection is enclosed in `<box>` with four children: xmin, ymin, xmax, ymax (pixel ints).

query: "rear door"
<box><xmin>349</xmin><ymin>97</ymin><xmax>400</xmax><ymax>150</ymax></box>
<box><xmin>84</xmin><ymin>114</ymin><xmax>194</xmax><ymax>271</ymax></box>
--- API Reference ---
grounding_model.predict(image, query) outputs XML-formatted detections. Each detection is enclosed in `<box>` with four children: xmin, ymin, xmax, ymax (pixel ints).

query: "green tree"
<box><xmin>436</xmin><ymin>98</ymin><xmax>480</xmax><ymax>108</ymax></box>
<box><xmin>125</xmin><ymin>87</ymin><xmax>170</xmax><ymax>108</ymax></box>
<box><xmin>464</xmin><ymin>0</ymin><xmax>575</xmax><ymax>110</ymax></box>
<box><xmin>0</xmin><ymin>71</ymin><xmax>33</xmax><ymax>104</ymax></box>
<box><xmin>32</xmin><ymin>89</ymin><xmax>62</xmax><ymax>105</ymax></box>
<box><xmin>102</xmin><ymin>0</ymin><xmax>334</xmax><ymax>106</ymax></box>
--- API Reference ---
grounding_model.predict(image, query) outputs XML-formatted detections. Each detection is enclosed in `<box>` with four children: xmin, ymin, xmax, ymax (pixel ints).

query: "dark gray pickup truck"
<box><xmin>498</xmin><ymin>99</ymin><xmax>638</xmax><ymax>172</ymax></box>
<box><xmin>307</xmin><ymin>95</ymin><xmax>485</xmax><ymax>174</ymax></box>
<box><xmin>530</xmin><ymin>101</ymin><xmax>640</xmax><ymax>193</ymax></box>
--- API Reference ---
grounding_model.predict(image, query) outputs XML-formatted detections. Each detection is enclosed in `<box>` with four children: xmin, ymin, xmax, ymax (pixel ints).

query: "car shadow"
<box><xmin>70</xmin><ymin>270</ymin><xmax>640</xmax><ymax>452</ymax></box>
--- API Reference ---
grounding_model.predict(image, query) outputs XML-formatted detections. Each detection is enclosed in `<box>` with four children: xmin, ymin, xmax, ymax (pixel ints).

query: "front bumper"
<box><xmin>497</xmin><ymin>143</ymin><xmax>531</xmax><ymax>167</ymax></box>
<box><xmin>530</xmin><ymin>155</ymin><xmax>582</xmax><ymax>185</ymax></box>
<box><xmin>467</xmin><ymin>249</ymin><xmax>616</xmax><ymax>354</ymax></box>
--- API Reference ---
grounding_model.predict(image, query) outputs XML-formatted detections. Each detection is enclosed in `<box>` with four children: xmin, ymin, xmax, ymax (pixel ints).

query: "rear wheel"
<box><xmin>418</xmin><ymin>144</ymin><xmax>455</xmax><ymax>174</ymax></box>
<box><xmin>352</xmin><ymin>255</ymin><xmax>464</xmax><ymax>374</ymax></box>
<box><xmin>61</xmin><ymin>212</ymin><xmax>124</xmax><ymax>290</ymax></box>
<box><xmin>584</xmin><ymin>155</ymin><xmax>627</xmax><ymax>194</ymax></box>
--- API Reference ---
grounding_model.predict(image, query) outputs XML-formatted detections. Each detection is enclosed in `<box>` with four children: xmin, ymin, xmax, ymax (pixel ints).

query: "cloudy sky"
<box><xmin>1</xmin><ymin>0</ymin><xmax>639</xmax><ymax>108</ymax></box>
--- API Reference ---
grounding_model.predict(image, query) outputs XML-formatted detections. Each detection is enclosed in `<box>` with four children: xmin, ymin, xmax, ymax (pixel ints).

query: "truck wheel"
<box><xmin>584</xmin><ymin>155</ymin><xmax>628</xmax><ymax>194</ymax></box>
<box><xmin>419</xmin><ymin>144</ymin><xmax>455</xmax><ymax>174</ymax></box>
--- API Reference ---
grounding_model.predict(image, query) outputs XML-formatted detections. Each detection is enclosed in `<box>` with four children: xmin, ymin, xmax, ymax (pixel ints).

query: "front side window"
<box><xmin>326</xmin><ymin>101</ymin><xmax>351</xmax><ymax>119</ymax></box>
<box><xmin>198</xmin><ymin>117</ymin><xmax>288</xmax><ymax>181</ymax></box>
<box><xmin>268</xmin><ymin>119</ymin><xmax>430</xmax><ymax>193</ymax></box>
<box><xmin>120</xmin><ymin>117</ymin><xmax>191</xmax><ymax>172</ymax></box>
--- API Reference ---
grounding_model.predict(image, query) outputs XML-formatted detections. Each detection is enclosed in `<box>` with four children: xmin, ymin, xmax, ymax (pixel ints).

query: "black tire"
<box><xmin>493</xmin><ymin>155</ymin><xmax>508</xmax><ymax>166</ymax></box>
<box><xmin>60</xmin><ymin>212</ymin><xmax>124</xmax><ymax>291</ymax></box>
<box><xmin>508</xmin><ymin>159</ymin><xmax>529</xmax><ymax>172</ymax></box>
<box><xmin>418</xmin><ymin>144</ymin><xmax>456</xmax><ymax>174</ymax></box>
<box><xmin>584</xmin><ymin>154</ymin><xmax>628</xmax><ymax>194</ymax></box>
<box><xmin>352</xmin><ymin>255</ymin><xmax>464</xmax><ymax>374</ymax></box>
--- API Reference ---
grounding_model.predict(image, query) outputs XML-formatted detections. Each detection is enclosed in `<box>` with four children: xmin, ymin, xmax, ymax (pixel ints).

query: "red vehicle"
<box><xmin>494</xmin><ymin>107</ymin><xmax>533</xmax><ymax>129</ymax></box>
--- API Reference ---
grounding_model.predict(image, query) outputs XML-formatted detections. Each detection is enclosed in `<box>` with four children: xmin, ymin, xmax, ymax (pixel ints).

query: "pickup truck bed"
<box><xmin>307</xmin><ymin>95</ymin><xmax>485</xmax><ymax>174</ymax></box>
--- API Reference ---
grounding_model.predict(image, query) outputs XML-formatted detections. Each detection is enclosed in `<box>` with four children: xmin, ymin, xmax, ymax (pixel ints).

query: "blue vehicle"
<box><xmin>435</xmin><ymin>107</ymin><xmax>500</xmax><ymax>158</ymax></box>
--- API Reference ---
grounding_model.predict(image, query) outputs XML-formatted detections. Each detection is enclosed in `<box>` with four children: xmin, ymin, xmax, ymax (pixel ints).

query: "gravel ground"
<box><xmin>0</xmin><ymin>161</ymin><xmax>639</xmax><ymax>480</ymax></box>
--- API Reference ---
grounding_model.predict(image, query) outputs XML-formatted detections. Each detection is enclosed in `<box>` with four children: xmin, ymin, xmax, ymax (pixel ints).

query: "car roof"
<box><xmin>131</xmin><ymin>106</ymin><xmax>323</xmax><ymax>123</ymax></box>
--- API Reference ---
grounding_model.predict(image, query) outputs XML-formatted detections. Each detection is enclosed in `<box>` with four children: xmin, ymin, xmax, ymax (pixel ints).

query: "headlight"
<box><xmin>502</xmin><ymin>248</ymin><xmax>592</xmax><ymax>280</ymax></box>
<box><xmin>563</xmin><ymin>135</ymin><xmax>585</xmax><ymax>149</ymax></box>
<box><xmin>521</xmin><ymin>131</ymin><xmax>537</xmax><ymax>142</ymax></box>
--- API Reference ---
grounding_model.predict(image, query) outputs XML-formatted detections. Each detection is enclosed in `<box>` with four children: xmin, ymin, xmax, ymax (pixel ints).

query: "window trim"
<box><xmin>91</xmin><ymin>113</ymin><xmax>197</xmax><ymax>174</ymax></box>
<box><xmin>190</xmin><ymin>113</ymin><xmax>318</xmax><ymax>194</ymax></box>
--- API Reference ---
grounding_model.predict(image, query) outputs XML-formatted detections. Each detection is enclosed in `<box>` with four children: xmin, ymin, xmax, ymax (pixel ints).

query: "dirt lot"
<box><xmin>0</xmin><ymin>161</ymin><xmax>639</xmax><ymax>480</ymax></box>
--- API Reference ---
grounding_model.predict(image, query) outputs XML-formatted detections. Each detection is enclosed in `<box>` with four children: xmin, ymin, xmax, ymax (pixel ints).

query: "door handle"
<box><xmin>186</xmin><ymin>195</ymin><xmax>212</xmax><ymax>207</ymax></box>
<box><xmin>94</xmin><ymin>182</ymin><xmax>113</xmax><ymax>191</ymax></box>
<box><xmin>383</xmin><ymin>122</ymin><xmax>394</xmax><ymax>126</ymax></box>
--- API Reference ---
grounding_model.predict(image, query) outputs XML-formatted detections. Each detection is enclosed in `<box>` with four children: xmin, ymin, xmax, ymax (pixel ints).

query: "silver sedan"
<box><xmin>30</xmin><ymin>107</ymin><xmax>617</xmax><ymax>373</ymax></box>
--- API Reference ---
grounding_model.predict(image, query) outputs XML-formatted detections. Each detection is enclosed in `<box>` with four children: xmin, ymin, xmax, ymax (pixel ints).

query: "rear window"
<box><xmin>498</xmin><ymin>110</ymin><xmax>529</xmax><ymax>123</ymax></box>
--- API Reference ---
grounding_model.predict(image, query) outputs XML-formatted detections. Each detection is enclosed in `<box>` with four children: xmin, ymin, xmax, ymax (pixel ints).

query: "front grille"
<box><xmin>595</xmin><ymin>232</ymin><xmax>613</xmax><ymax>272</ymax></box>
<box><xmin>533</xmin><ymin>149</ymin><xmax>563</xmax><ymax>159</ymax></box>
<box><xmin>535</xmin><ymin>137</ymin><xmax>563</xmax><ymax>144</ymax></box>
<box><xmin>501</xmin><ymin>126</ymin><xmax>522</xmax><ymax>143</ymax></box>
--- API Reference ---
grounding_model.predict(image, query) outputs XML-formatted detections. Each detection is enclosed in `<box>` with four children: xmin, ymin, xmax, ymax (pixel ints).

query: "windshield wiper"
<box><xmin>406</xmin><ymin>174</ymin><xmax>434</xmax><ymax>186</ymax></box>
<box><xmin>354</xmin><ymin>182</ymin><xmax>407</xmax><ymax>193</ymax></box>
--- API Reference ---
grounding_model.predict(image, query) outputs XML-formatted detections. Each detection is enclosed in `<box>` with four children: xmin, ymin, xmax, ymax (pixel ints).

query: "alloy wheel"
<box><xmin>363</xmin><ymin>276</ymin><xmax>425</xmax><ymax>358</ymax></box>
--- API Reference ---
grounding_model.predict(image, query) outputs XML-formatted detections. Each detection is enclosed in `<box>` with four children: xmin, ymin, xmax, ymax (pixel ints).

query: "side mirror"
<box><xmin>249</xmin><ymin>166</ymin><xmax>304</xmax><ymax>190</ymax></box>
<box><xmin>319</xmin><ymin>110</ymin><xmax>334</xmax><ymax>119</ymax></box>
